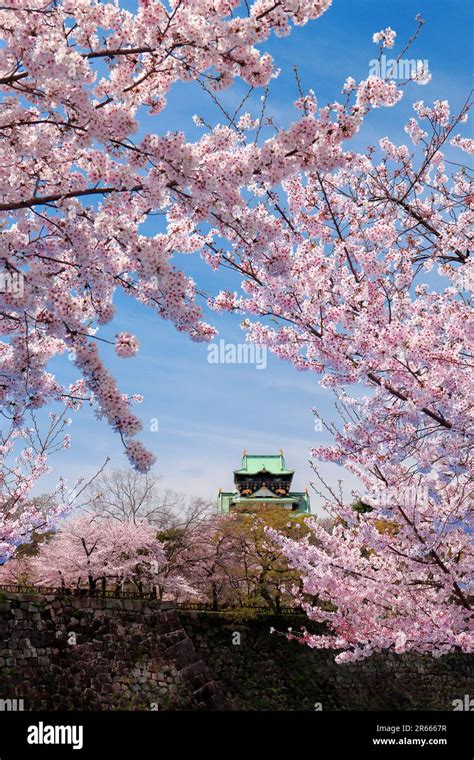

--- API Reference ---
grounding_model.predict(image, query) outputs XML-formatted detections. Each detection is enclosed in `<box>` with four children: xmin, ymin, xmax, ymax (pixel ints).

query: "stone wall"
<box><xmin>0</xmin><ymin>592</ymin><xmax>228</xmax><ymax>711</ymax></box>
<box><xmin>1</xmin><ymin>592</ymin><xmax>472</xmax><ymax>711</ymax></box>
<box><xmin>178</xmin><ymin>610</ymin><xmax>474</xmax><ymax>711</ymax></box>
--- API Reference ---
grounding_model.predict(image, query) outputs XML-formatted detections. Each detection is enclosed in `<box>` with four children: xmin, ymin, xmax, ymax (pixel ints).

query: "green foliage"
<box><xmin>15</xmin><ymin>529</ymin><xmax>55</xmax><ymax>558</ymax></box>
<box><xmin>351</xmin><ymin>499</ymin><xmax>374</xmax><ymax>514</ymax></box>
<box><xmin>201</xmin><ymin>508</ymin><xmax>312</xmax><ymax>611</ymax></box>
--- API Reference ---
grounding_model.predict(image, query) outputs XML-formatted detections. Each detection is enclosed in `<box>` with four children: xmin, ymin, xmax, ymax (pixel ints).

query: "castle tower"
<box><xmin>217</xmin><ymin>450</ymin><xmax>310</xmax><ymax>514</ymax></box>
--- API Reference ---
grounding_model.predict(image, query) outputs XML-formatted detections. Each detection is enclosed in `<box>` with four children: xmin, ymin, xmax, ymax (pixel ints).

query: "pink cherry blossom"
<box><xmin>373</xmin><ymin>27</ymin><xmax>397</xmax><ymax>49</ymax></box>
<box><xmin>29</xmin><ymin>515</ymin><xmax>186</xmax><ymax>595</ymax></box>
<box><xmin>115</xmin><ymin>332</ymin><xmax>140</xmax><ymax>358</ymax></box>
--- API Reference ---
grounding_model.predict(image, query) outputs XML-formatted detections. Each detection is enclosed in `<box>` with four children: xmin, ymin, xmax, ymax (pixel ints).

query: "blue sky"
<box><xmin>37</xmin><ymin>0</ymin><xmax>473</xmax><ymax>513</ymax></box>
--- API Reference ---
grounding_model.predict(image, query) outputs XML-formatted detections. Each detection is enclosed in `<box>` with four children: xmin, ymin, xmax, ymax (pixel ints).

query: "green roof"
<box><xmin>234</xmin><ymin>453</ymin><xmax>294</xmax><ymax>476</ymax></box>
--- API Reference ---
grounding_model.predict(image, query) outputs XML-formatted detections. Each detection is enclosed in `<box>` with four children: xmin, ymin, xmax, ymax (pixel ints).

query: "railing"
<box><xmin>175</xmin><ymin>601</ymin><xmax>302</xmax><ymax>614</ymax></box>
<box><xmin>0</xmin><ymin>584</ymin><xmax>158</xmax><ymax>600</ymax></box>
<box><xmin>0</xmin><ymin>585</ymin><xmax>304</xmax><ymax>613</ymax></box>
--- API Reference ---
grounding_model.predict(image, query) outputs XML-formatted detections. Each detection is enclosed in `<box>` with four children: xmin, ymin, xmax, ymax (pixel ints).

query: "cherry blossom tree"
<box><xmin>0</xmin><ymin>0</ymin><xmax>345</xmax><ymax>555</ymax></box>
<box><xmin>156</xmin><ymin>513</ymin><xmax>235</xmax><ymax>606</ymax></box>
<box><xmin>29</xmin><ymin>514</ymin><xmax>182</xmax><ymax>594</ymax></box>
<box><xmin>1</xmin><ymin>0</ymin><xmax>408</xmax><ymax>485</ymax></box>
<box><xmin>208</xmin><ymin>58</ymin><xmax>472</xmax><ymax>659</ymax></box>
<box><xmin>159</xmin><ymin>509</ymin><xmax>316</xmax><ymax>610</ymax></box>
<box><xmin>0</xmin><ymin>551</ymin><xmax>37</xmax><ymax>584</ymax></box>
<box><xmin>1</xmin><ymin>0</ymin><xmax>471</xmax><ymax>658</ymax></box>
<box><xmin>0</xmin><ymin>397</ymin><xmax>109</xmax><ymax>564</ymax></box>
<box><xmin>0</xmin><ymin>0</ymin><xmax>334</xmax><ymax>483</ymax></box>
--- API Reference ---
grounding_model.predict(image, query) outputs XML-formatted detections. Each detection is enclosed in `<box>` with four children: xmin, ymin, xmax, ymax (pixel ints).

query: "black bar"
<box><xmin>0</xmin><ymin>711</ymin><xmax>471</xmax><ymax>758</ymax></box>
